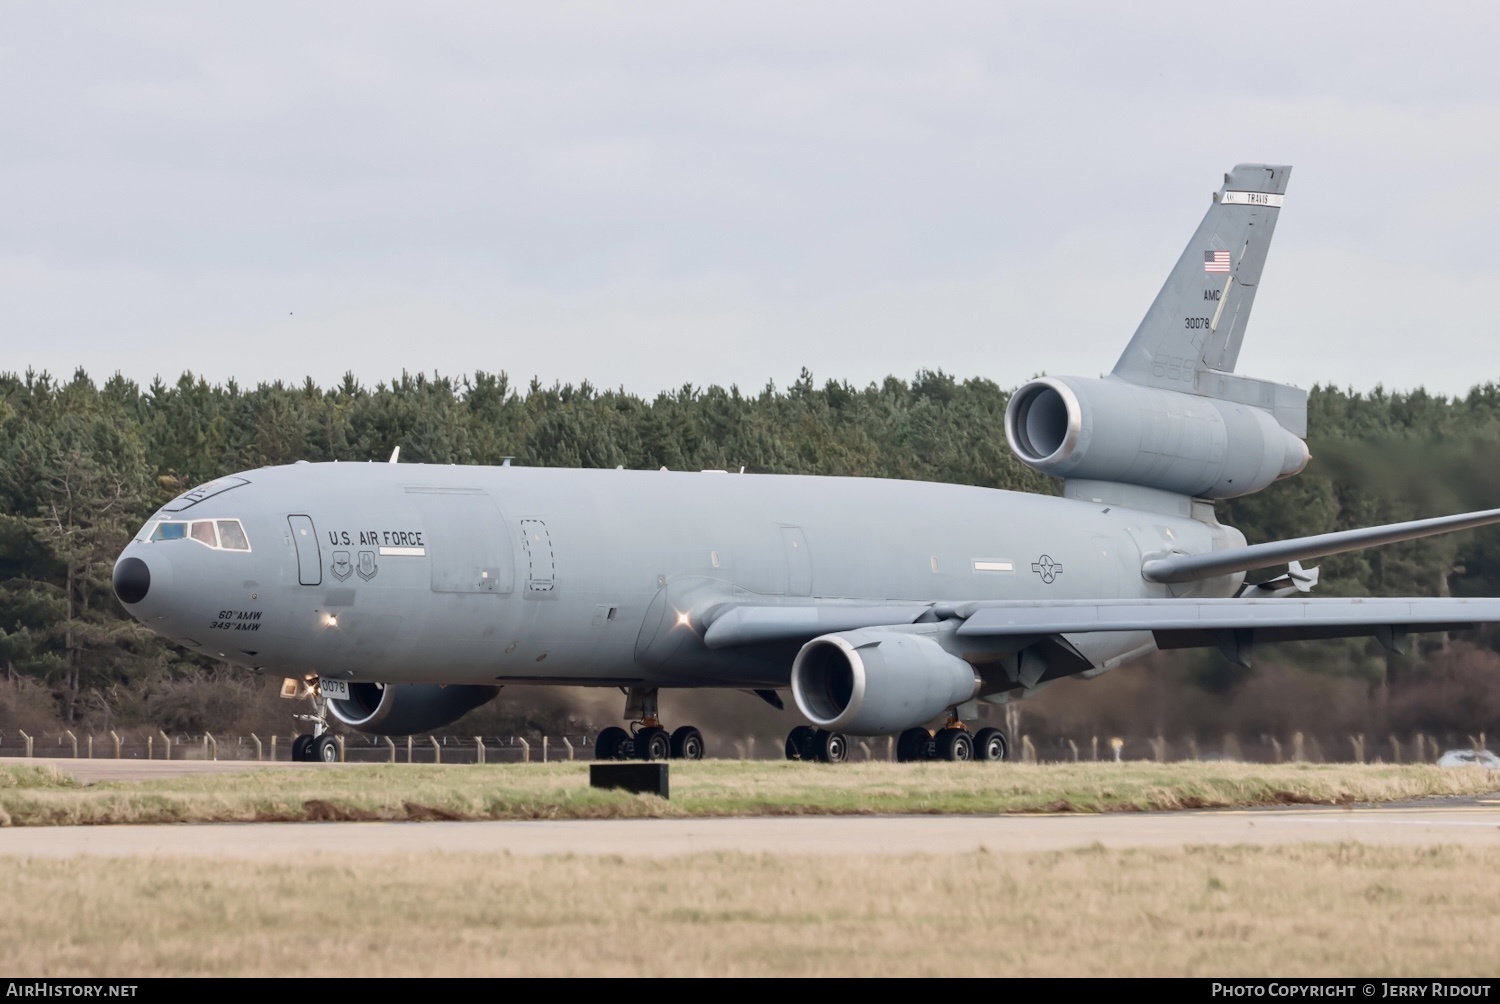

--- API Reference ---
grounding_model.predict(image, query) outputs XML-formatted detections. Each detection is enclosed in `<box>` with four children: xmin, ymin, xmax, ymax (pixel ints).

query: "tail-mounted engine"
<box><xmin>1004</xmin><ymin>375</ymin><xmax>1308</xmax><ymax>499</ymax></box>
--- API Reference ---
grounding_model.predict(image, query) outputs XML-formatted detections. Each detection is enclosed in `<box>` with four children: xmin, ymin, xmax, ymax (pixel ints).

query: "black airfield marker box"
<box><xmin>590</xmin><ymin>763</ymin><xmax>669</xmax><ymax>798</ymax></box>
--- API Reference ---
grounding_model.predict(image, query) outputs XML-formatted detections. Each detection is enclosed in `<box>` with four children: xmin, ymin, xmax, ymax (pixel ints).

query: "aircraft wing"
<box><xmin>700</xmin><ymin>596</ymin><xmax>1500</xmax><ymax>652</ymax></box>
<box><xmin>953</xmin><ymin>597</ymin><xmax>1500</xmax><ymax>648</ymax></box>
<box><xmin>702</xmin><ymin>601</ymin><xmax>930</xmax><ymax>647</ymax></box>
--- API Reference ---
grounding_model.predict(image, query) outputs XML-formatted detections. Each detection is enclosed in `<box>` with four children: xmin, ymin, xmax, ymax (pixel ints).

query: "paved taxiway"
<box><xmin>3</xmin><ymin>806</ymin><xmax>1499</xmax><ymax>858</ymax></box>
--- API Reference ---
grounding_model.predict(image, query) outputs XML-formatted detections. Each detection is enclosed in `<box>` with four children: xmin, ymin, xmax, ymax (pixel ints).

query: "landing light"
<box><xmin>675</xmin><ymin>610</ymin><xmax>691</xmax><ymax>629</ymax></box>
<box><xmin>324</xmin><ymin>613</ymin><xmax>339</xmax><ymax>627</ymax></box>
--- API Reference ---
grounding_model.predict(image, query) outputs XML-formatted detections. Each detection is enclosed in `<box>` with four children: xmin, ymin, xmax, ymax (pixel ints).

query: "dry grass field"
<box><xmin>3</xmin><ymin>760</ymin><xmax>1497</xmax><ymax>825</ymax></box>
<box><xmin>3</xmin><ymin>843</ymin><xmax>1499</xmax><ymax>976</ymax></box>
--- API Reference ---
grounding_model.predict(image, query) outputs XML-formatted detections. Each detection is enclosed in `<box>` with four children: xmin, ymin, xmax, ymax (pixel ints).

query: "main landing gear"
<box><xmin>783</xmin><ymin>715</ymin><xmax>1008</xmax><ymax>764</ymax></box>
<box><xmin>595</xmin><ymin>723</ymin><xmax>705</xmax><ymax>761</ymax></box>
<box><xmin>896</xmin><ymin>716</ymin><xmax>1008</xmax><ymax>763</ymax></box>
<box><xmin>286</xmin><ymin>676</ymin><xmax>340</xmax><ymax>763</ymax></box>
<box><xmin>594</xmin><ymin>688</ymin><xmax>706</xmax><ymax>762</ymax></box>
<box><xmin>783</xmin><ymin>725</ymin><xmax>849</xmax><ymax>763</ymax></box>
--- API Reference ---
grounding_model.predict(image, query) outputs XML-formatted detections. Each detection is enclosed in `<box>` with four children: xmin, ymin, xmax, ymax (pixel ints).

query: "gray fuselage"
<box><xmin>116</xmin><ymin>462</ymin><xmax>1243</xmax><ymax>692</ymax></box>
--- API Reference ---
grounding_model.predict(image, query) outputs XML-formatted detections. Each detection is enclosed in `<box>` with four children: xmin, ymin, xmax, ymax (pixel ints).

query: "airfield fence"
<box><xmin>0</xmin><ymin>728</ymin><xmax>1491</xmax><ymax>764</ymax></box>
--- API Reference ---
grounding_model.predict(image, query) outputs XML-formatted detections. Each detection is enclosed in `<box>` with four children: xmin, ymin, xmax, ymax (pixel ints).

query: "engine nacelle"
<box><xmin>327</xmin><ymin>683</ymin><xmax>501</xmax><ymax>736</ymax></box>
<box><xmin>791</xmin><ymin>630</ymin><xmax>980</xmax><ymax>736</ymax></box>
<box><xmin>1004</xmin><ymin>375</ymin><xmax>1308</xmax><ymax>499</ymax></box>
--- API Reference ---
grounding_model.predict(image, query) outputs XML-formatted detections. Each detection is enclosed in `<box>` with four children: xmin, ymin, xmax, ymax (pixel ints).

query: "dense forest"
<box><xmin>3</xmin><ymin>366</ymin><xmax>1500</xmax><ymax>745</ymax></box>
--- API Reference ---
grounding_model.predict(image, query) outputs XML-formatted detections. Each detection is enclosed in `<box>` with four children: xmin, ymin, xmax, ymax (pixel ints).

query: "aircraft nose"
<box><xmin>113</xmin><ymin>556</ymin><xmax>151</xmax><ymax>605</ymax></box>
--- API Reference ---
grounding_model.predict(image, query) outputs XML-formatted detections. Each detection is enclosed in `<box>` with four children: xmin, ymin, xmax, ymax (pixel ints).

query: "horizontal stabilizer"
<box><xmin>1142</xmin><ymin>507</ymin><xmax>1500</xmax><ymax>585</ymax></box>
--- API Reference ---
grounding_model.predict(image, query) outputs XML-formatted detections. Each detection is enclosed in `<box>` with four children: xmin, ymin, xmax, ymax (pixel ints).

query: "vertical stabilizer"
<box><xmin>1113</xmin><ymin>164</ymin><xmax>1291</xmax><ymax>392</ymax></box>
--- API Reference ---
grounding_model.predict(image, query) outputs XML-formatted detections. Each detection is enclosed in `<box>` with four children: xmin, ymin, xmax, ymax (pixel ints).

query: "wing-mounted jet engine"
<box><xmin>791</xmin><ymin>630</ymin><xmax>980</xmax><ymax>735</ymax></box>
<box><xmin>111</xmin><ymin>162</ymin><xmax>1500</xmax><ymax>768</ymax></box>
<box><xmin>325</xmin><ymin>683</ymin><xmax>500</xmax><ymax>736</ymax></box>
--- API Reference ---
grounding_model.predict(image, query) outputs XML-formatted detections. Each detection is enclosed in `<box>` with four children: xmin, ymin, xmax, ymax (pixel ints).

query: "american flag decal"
<box><xmin>1204</xmin><ymin>249</ymin><xmax>1231</xmax><ymax>273</ymax></box>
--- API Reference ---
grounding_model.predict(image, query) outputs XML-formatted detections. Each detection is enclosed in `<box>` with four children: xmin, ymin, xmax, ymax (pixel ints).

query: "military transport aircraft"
<box><xmin>112</xmin><ymin>164</ymin><xmax>1500</xmax><ymax>764</ymax></box>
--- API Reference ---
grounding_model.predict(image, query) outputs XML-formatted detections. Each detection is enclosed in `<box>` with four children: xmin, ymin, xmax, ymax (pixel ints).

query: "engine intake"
<box><xmin>791</xmin><ymin>630</ymin><xmax>979</xmax><ymax>736</ymax></box>
<box><xmin>327</xmin><ymin>682</ymin><xmax>501</xmax><ymax>736</ymax></box>
<box><xmin>1004</xmin><ymin>375</ymin><xmax>1308</xmax><ymax>499</ymax></box>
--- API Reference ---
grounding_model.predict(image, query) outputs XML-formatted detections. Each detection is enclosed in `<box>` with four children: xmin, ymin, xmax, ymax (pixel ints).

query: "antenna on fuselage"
<box><xmin>388</xmin><ymin>446</ymin><xmax>400</xmax><ymax>464</ymax></box>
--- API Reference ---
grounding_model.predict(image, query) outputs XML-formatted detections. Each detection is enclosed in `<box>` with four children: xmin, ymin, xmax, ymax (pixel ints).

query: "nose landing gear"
<box><xmin>286</xmin><ymin>676</ymin><xmax>338</xmax><ymax>763</ymax></box>
<box><xmin>593</xmin><ymin>688</ymin><xmax>707</xmax><ymax>761</ymax></box>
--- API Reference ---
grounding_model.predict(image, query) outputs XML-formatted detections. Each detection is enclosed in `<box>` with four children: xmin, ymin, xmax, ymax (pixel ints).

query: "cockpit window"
<box><xmin>146</xmin><ymin>518</ymin><xmax>251</xmax><ymax>552</ymax></box>
<box><xmin>217</xmin><ymin>520</ymin><xmax>250</xmax><ymax>551</ymax></box>
<box><xmin>151</xmin><ymin>522</ymin><xmax>188</xmax><ymax>541</ymax></box>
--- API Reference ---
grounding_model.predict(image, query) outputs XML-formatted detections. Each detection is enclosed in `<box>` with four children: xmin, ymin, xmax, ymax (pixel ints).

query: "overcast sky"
<box><xmin>3</xmin><ymin>1</ymin><xmax>1498</xmax><ymax>399</ymax></box>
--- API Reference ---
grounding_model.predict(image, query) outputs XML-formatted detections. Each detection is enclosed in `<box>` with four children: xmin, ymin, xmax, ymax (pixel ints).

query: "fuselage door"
<box><xmin>287</xmin><ymin>514</ymin><xmax>322</xmax><ymax>586</ymax></box>
<box><xmin>519</xmin><ymin>519</ymin><xmax>556</xmax><ymax>593</ymax></box>
<box><xmin>782</xmin><ymin>526</ymin><xmax>812</xmax><ymax>596</ymax></box>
